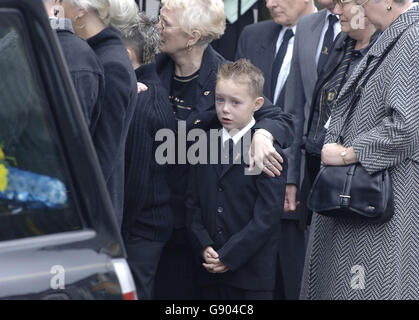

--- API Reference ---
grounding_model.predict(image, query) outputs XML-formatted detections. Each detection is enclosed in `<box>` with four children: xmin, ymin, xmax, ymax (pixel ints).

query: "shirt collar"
<box><xmin>222</xmin><ymin>118</ymin><xmax>256</xmax><ymax>145</ymax></box>
<box><xmin>325</xmin><ymin>10</ymin><xmax>340</xmax><ymax>25</ymax></box>
<box><xmin>49</xmin><ymin>17</ymin><xmax>74</xmax><ymax>33</ymax></box>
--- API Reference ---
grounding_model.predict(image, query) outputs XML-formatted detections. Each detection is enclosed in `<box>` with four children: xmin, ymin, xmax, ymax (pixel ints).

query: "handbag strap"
<box><xmin>340</xmin><ymin>164</ymin><xmax>356</xmax><ymax>208</ymax></box>
<box><xmin>336</xmin><ymin>33</ymin><xmax>403</xmax><ymax>143</ymax></box>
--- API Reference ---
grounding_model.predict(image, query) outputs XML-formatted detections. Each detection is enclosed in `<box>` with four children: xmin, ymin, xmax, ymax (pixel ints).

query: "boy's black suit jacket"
<box><xmin>155</xmin><ymin>45</ymin><xmax>294</xmax><ymax>229</ymax></box>
<box><xmin>186</xmin><ymin>129</ymin><xmax>287</xmax><ymax>291</ymax></box>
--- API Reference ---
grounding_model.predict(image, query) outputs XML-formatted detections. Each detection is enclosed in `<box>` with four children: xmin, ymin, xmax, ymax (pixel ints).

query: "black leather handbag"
<box><xmin>307</xmin><ymin>36</ymin><xmax>401</xmax><ymax>224</ymax></box>
<box><xmin>307</xmin><ymin>164</ymin><xmax>394</xmax><ymax>223</ymax></box>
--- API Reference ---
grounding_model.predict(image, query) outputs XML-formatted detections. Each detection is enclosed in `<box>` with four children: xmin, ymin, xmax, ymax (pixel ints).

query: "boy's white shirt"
<box><xmin>222</xmin><ymin>117</ymin><xmax>256</xmax><ymax>145</ymax></box>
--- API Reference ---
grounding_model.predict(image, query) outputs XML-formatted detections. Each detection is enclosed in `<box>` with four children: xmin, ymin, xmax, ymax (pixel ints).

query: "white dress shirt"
<box><xmin>222</xmin><ymin>117</ymin><xmax>256</xmax><ymax>145</ymax></box>
<box><xmin>272</xmin><ymin>25</ymin><xmax>297</xmax><ymax>105</ymax></box>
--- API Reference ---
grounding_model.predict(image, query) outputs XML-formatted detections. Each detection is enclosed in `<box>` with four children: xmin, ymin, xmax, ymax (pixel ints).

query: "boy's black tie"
<box><xmin>218</xmin><ymin>138</ymin><xmax>234</xmax><ymax>175</ymax></box>
<box><xmin>317</xmin><ymin>15</ymin><xmax>339</xmax><ymax>74</ymax></box>
<box><xmin>271</xmin><ymin>29</ymin><xmax>294</xmax><ymax>102</ymax></box>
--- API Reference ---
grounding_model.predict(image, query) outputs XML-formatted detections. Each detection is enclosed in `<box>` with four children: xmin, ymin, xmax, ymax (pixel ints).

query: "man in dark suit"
<box><xmin>236</xmin><ymin>0</ymin><xmax>316</xmax><ymax>108</ymax></box>
<box><xmin>283</xmin><ymin>0</ymin><xmax>340</xmax><ymax>221</ymax></box>
<box><xmin>235</xmin><ymin>0</ymin><xmax>316</xmax><ymax>300</ymax></box>
<box><xmin>280</xmin><ymin>0</ymin><xmax>340</xmax><ymax>298</ymax></box>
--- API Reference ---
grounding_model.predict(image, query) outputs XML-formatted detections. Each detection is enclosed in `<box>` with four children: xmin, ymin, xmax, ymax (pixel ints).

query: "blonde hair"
<box><xmin>217</xmin><ymin>59</ymin><xmax>265</xmax><ymax>99</ymax></box>
<box><xmin>70</xmin><ymin>0</ymin><xmax>138</xmax><ymax>28</ymax></box>
<box><xmin>161</xmin><ymin>0</ymin><xmax>226</xmax><ymax>46</ymax></box>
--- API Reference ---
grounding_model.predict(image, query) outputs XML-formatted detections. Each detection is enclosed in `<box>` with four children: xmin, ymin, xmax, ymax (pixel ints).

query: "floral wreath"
<box><xmin>0</xmin><ymin>145</ymin><xmax>16</xmax><ymax>192</ymax></box>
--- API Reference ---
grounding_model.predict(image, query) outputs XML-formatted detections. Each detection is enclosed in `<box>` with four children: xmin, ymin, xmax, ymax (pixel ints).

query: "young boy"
<box><xmin>186</xmin><ymin>59</ymin><xmax>287</xmax><ymax>300</ymax></box>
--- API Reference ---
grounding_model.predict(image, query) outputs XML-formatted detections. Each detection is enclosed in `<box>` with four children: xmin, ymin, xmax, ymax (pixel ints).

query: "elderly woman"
<box><xmin>153</xmin><ymin>0</ymin><xmax>294</xmax><ymax>299</ymax></box>
<box><xmin>301</xmin><ymin>0</ymin><xmax>419</xmax><ymax>299</ymax></box>
<box><xmin>58</xmin><ymin>0</ymin><xmax>139</xmax><ymax>228</ymax></box>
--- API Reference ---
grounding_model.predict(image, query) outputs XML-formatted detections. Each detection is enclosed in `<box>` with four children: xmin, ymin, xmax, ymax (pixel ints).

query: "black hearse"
<box><xmin>0</xmin><ymin>0</ymin><xmax>137</xmax><ymax>300</ymax></box>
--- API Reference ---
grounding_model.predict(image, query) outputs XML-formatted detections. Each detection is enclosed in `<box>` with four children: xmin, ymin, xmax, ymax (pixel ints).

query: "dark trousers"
<box><xmin>303</xmin><ymin>152</ymin><xmax>322</xmax><ymax>226</ymax></box>
<box><xmin>154</xmin><ymin>228</ymin><xmax>199</xmax><ymax>299</ymax></box>
<box><xmin>201</xmin><ymin>284</ymin><xmax>273</xmax><ymax>300</ymax></box>
<box><xmin>124</xmin><ymin>236</ymin><xmax>166</xmax><ymax>300</ymax></box>
<box><xmin>274</xmin><ymin>219</ymin><xmax>306</xmax><ymax>300</ymax></box>
<box><xmin>306</xmin><ymin>152</ymin><xmax>321</xmax><ymax>185</ymax></box>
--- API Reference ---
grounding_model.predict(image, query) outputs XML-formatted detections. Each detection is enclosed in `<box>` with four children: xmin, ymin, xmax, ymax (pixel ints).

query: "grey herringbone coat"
<box><xmin>300</xmin><ymin>6</ymin><xmax>419</xmax><ymax>300</ymax></box>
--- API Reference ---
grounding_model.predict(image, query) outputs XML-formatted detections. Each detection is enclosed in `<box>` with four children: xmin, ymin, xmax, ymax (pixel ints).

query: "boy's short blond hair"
<box><xmin>216</xmin><ymin>59</ymin><xmax>265</xmax><ymax>99</ymax></box>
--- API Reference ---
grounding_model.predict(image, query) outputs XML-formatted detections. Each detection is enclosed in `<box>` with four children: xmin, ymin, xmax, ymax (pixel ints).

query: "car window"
<box><xmin>0</xmin><ymin>13</ymin><xmax>83</xmax><ymax>241</ymax></box>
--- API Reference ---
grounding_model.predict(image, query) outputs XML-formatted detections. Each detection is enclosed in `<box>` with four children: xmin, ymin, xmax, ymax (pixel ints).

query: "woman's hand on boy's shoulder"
<box><xmin>249</xmin><ymin>130</ymin><xmax>284</xmax><ymax>177</ymax></box>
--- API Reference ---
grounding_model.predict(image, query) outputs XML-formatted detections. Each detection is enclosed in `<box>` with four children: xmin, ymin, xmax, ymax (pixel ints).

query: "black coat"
<box><xmin>56</xmin><ymin>26</ymin><xmax>104</xmax><ymax>132</ymax></box>
<box><xmin>186</xmin><ymin>130</ymin><xmax>287</xmax><ymax>291</ymax></box>
<box><xmin>211</xmin><ymin>6</ymin><xmax>255</xmax><ymax>61</ymax></box>
<box><xmin>236</xmin><ymin>20</ymin><xmax>288</xmax><ymax>107</ymax></box>
<box><xmin>155</xmin><ymin>45</ymin><xmax>294</xmax><ymax>228</ymax></box>
<box><xmin>123</xmin><ymin>63</ymin><xmax>176</xmax><ymax>242</ymax></box>
<box><xmin>87</xmin><ymin>27</ymin><xmax>138</xmax><ymax>228</ymax></box>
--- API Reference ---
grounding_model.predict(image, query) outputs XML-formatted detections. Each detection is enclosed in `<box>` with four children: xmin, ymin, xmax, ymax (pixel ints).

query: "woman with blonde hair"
<box><xmin>58</xmin><ymin>0</ymin><xmax>139</xmax><ymax>228</ymax></box>
<box><xmin>301</xmin><ymin>0</ymin><xmax>419</xmax><ymax>299</ymax></box>
<box><xmin>154</xmin><ymin>0</ymin><xmax>295</xmax><ymax>299</ymax></box>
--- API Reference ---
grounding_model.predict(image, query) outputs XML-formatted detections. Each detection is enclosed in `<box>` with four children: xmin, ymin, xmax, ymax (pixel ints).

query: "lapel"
<box><xmin>318</xmin><ymin>33</ymin><xmax>347</xmax><ymax>82</ymax></box>
<box><xmin>195</xmin><ymin>45</ymin><xmax>224</xmax><ymax>113</ymax></box>
<box><xmin>303</xmin><ymin>9</ymin><xmax>329</xmax><ymax>83</ymax></box>
<box><xmin>257</xmin><ymin>23</ymin><xmax>283</xmax><ymax>101</ymax></box>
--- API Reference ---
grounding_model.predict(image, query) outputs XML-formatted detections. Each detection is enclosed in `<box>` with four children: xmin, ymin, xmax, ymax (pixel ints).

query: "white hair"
<box><xmin>70</xmin><ymin>0</ymin><xmax>138</xmax><ymax>28</ymax></box>
<box><xmin>161</xmin><ymin>0</ymin><xmax>226</xmax><ymax>45</ymax></box>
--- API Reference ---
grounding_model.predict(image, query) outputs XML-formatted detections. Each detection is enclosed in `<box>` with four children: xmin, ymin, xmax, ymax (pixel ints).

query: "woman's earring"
<box><xmin>74</xmin><ymin>15</ymin><xmax>85</xmax><ymax>29</ymax></box>
<box><xmin>387</xmin><ymin>5</ymin><xmax>392</xmax><ymax>11</ymax></box>
<box><xmin>186</xmin><ymin>42</ymin><xmax>193</xmax><ymax>52</ymax></box>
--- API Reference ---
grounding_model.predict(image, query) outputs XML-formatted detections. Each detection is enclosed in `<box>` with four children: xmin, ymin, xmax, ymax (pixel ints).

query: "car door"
<box><xmin>0</xmin><ymin>0</ymin><xmax>136</xmax><ymax>300</ymax></box>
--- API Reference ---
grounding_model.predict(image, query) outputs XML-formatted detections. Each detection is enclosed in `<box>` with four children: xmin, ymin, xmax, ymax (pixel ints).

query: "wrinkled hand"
<box><xmin>137</xmin><ymin>82</ymin><xmax>148</xmax><ymax>93</ymax></box>
<box><xmin>249</xmin><ymin>130</ymin><xmax>283</xmax><ymax>177</ymax></box>
<box><xmin>321</xmin><ymin>143</ymin><xmax>345</xmax><ymax>166</ymax></box>
<box><xmin>284</xmin><ymin>184</ymin><xmax>300</xmax><ymax>212</ymax></box>
<box><xmin>322</xmin><ymin>144</ymin><xmax>358</xmax><ymax>166</ymax></box>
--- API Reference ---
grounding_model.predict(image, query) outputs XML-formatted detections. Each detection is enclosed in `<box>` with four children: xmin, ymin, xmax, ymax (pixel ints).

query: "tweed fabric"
<box><xmin>300</xmin><ymin>6</ymin><xmax>419</xmax><ymax>300</ymax></box>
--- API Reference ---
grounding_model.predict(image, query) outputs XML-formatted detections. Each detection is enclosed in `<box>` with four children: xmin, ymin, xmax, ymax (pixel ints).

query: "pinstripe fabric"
<box><xmin>300</xmin><ymin>6</ymin><xmax>419</xmax><ymax>300</ymax></box>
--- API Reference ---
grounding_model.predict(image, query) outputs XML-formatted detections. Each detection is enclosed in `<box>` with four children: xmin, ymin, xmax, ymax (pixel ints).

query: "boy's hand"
<box><xmin>203</xmin><ymin>260</ymin><xmax>229</xmax><ymax>274</ymax></box>
<box><xmin>202</xmin><ymin>246</ymin><xmax>219</xmax><ymax>264</ymax></box>
<box><xmin>202</xmin><ymin>247</ymin><xmax>229</xmax><ymax>273</ymax></box>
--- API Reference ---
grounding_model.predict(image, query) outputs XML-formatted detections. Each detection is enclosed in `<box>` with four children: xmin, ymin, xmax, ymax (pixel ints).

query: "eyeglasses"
<box><xmin>158</xmin><ymin>16</ymin><xmax>180</xmax><ymax>31</ymax></box>
<box><xmin>357</xmin><ymin>0</ymin><xmax>370</xmax><ymax>7</ymax></box>
<box><xmin>333</xmin><ymin>0</ymin><xmax>354</xmax><ymax>6</ymax></box>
